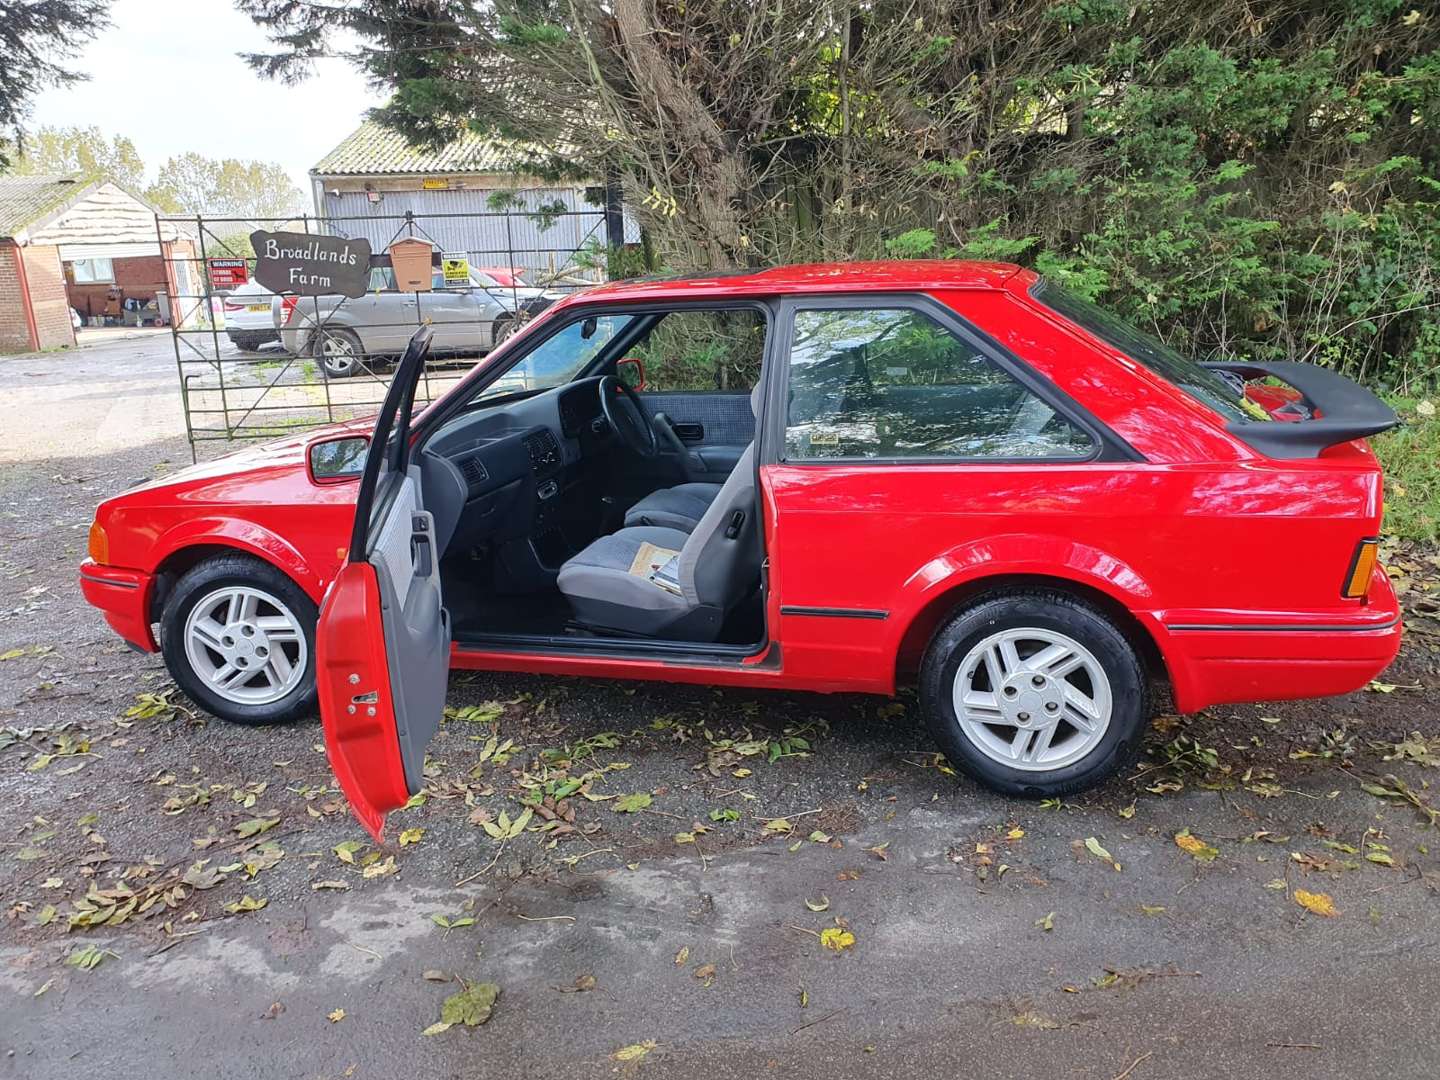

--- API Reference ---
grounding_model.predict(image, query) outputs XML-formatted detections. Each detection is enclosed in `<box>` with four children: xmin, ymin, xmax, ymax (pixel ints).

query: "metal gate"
<box><xmin>159</xmin><ymin>203</ymin><xmax>628</xmax><ymax>460</ymax></box>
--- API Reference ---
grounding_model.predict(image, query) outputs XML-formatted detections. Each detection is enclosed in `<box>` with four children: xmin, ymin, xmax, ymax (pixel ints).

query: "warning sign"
<box><xmin>207</xmin><ymin>258</ymin><xmax>248</xmax><ymax>289</ymax></box>
<box><xmin>441</xmin><ymin>253</ymin><xmax>470</xmax><ymax>286</ymax></box>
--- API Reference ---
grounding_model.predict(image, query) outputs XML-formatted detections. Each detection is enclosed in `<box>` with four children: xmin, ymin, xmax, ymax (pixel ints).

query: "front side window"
<box><xmin>783</xmin><ymin>306</ymin><xmax>1094</xmax><ymax>460</ymax></box>
<box><xmin>473</xmin><ymin>312</ymin><xmax>635</xmax><ymax>402</ymax></box>
<box><xmin>628</xmin><ymin>308</ymin><xmax>767</xmax><ymax>392</ymax></box>
<box><xmin>70</xmin><ymin>257</ymin><xmax>114</xmax><ymax>283</ymax></box>
<box><xmin>1034</xmin><ymin>282</ymin><xmax>1251</xmax><ymax>422</ymax></box>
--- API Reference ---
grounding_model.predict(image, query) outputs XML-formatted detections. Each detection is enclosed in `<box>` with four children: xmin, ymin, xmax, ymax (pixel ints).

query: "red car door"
<box><xmin>315</xmin><ymin>327</ymin><xmax>450</xmax><ymax>840</ymax></box>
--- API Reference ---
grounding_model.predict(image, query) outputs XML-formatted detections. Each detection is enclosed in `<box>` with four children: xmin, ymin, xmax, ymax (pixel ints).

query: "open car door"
<box><xmin>315</xmin><ymin>327</ymin><xmax>449</xmax><ymax>840</ymax></box>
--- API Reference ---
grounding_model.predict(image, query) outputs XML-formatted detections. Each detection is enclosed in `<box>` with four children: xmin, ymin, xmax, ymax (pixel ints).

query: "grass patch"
<box><xmin>1375</xmin><ymin>396</ymin><xmax>1440</xmax><ymax>544</ymax></box>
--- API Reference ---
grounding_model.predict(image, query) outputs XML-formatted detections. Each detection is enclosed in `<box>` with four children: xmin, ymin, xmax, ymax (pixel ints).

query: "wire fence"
<box><xmin>158</xmin><ymin>205</ymin><xmax>622</xmax><ymax>460</ymax></box>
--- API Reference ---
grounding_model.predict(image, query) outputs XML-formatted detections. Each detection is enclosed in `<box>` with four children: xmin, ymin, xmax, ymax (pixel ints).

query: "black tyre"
<box><xmin>492</xmin><ymin>314</ymin><xmax>517</xmax><ymax>346</ymax></box>
<box><xmin>314</xmin><ymin>327</ymin><xmax>364</xmax><ymax>378</ymax></box>
<box><xmin>919</xmin><ymin>590</ymin><xmax>1147</xmax><ymax>797</ymax></box>
<box><xmin>159</xmin><ymin>554</ymin><xmax>318</xmax><ymax>725</ymax></box>
<box><xmin>227</xmin><ymin>331</ymin><xmax>268</xmax><ymax>353</ymax></box>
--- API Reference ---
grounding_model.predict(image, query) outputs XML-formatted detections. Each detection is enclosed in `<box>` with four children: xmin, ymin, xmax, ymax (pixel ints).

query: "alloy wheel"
<box><xmin>182</xmin><ymin>585</ymin><xmax>308</xmax><ymax>706</ymax></box>
<box><xmin>951</xmin><ymin>627</ymin><xmax>1113</xmax><ymax>771</ymax></box>
<box><xmin>319</xmin><ymin>332</ymin><xmax>359</xmax><ymax>376</ymax></box>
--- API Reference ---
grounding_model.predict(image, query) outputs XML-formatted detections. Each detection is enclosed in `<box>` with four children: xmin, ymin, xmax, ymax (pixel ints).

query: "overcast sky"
<box><xmin>31</xmin><ymin>0</ymin><xmax>386</xmax><ymax>194</ymax></box>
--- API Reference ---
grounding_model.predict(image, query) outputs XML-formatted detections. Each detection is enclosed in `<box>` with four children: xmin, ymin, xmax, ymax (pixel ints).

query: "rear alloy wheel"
<box><xmin>315</xmin><ymin>328</ymin><xmax>364</xmax><ymax>378</ymax></box>
<box><xmin>160</xmin><ymin>555</ymin><xmax>317</xmax><ymax>725</ymax></box>
<box><xmin>492</xmin><ymin>314</ymin><xmax>517</xmax><ymax>346</ymax></box>
<box><xmin>919</xmin><ymin>591</ymin><xmax>1147</xmax><ymax>797</ymax></box>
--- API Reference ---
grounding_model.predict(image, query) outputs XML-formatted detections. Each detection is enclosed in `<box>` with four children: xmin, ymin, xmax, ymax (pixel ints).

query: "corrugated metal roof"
<box><xmin>0</xmin><ymin>175</ymin><xmax>94</xmax><ymax>240</ymax></box>
<box><xmin>311</xmin><ymin>120</ymin><xmax>544</xmax><ymax>177</ymax></box>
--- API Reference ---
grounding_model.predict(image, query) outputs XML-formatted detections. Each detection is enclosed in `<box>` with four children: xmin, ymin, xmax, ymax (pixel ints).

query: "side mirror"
<box><xmin>308</xmin><ymin>434</ymin><xmax>369</xmax><ymax>484</ymax></box>
<box><xmin>615</xmin><ymin>356</ymin><xmax>646</xmax><ymax>391</ymax></box>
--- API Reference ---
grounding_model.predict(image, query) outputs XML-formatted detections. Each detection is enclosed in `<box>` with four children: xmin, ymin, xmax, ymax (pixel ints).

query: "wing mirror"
<box><xmin>615</xmin><ymin>356</ymin><xmax>647</xmax><ymax>391</ymax></box>
<box><xmin>308</xmin><ymin>434</ymin><xmax>370</xmax><ymax>484</ymax></box>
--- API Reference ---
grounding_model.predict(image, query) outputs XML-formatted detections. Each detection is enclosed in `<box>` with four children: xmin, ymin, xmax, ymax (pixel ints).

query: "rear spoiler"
<box><xmin>1201</xmin><ymin>360</ymin><xmax>1399</xmax><ymax>459</ymax></box>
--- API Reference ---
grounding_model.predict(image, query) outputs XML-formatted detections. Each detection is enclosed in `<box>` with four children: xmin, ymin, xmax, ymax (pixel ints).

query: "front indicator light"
<box><xmin>1342</xmin><ymin>538</ymin><xmax>1379</xmax><ymax>599</ymax></box>
<box><xmin>88</xmin><ymin>522</ymin><xmax>109</xmax><ymax>565</ymax></box>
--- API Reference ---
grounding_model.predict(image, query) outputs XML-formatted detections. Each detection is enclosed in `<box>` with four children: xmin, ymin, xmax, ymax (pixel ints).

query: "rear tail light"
<box><xmin>222</xmin><ymin>299</ymin><xmax>244</xmax><ymax>312</ymax></box>
<box><xmin>278</xmin><ymin>296</ymin><xmax>299</xmax><ymax>325</ymax></box>
<box><xmin>1342</xmin><ymin>537</ymin><xmax>1379</xmax><ymax>599</ymax></box>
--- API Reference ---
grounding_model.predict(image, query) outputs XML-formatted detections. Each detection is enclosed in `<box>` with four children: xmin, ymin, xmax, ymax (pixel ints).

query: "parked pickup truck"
<box><xmin>273</xmin><ymin>265</ymin><xmax>561</xmax><ymax>377</ymax></box>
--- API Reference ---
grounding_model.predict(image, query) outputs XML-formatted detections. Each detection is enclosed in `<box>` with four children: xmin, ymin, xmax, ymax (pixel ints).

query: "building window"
<box><xmin>783</xmin><ymin>306</ymin><xmax>1094</xmax><ymax>461</ymax></box>
<box><xmin>70</xmin><ymin>258</ymin><xmax>115</xmax><ymax>284</ymax></box>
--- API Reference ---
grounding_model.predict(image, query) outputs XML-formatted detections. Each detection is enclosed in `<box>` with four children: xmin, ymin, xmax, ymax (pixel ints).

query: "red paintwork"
<box><xmin>314</xmin><ymin>562</ymin><xmax>408</xmax><ymax>840</ymax></box>
<box><xmin>81</xmin><ymin>260</ymin><xmax>1403</xmax><ymax>828</ymax></box>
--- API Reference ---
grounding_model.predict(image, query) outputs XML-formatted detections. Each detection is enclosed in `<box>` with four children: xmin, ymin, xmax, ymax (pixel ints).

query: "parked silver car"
<box><xmin>274</xmin><ymin>265</ymin><xmax>560</xmax><ymax>377</ymax></box>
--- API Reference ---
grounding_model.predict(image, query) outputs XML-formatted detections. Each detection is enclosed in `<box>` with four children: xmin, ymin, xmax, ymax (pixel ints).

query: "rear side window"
<box><xmin>783</xmin><ymin>307</ymin><xmax>1094</xmax><ymax>461</ymax></box>
<box><xmin>1034</xmin><ymin>282</ymin><xmax>1249</xmax><ymax>422</ymax></box>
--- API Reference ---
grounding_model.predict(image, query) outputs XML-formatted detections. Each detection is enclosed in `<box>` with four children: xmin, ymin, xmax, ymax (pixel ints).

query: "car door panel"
<box><xmin>638</xmin><ymin>390</ymin><xmax>754</xmax><ymax>484</ymax></box>
<box><xmin>315</xmin><ymin>329</ymin><xmax>448</xmax><ymax>840</ymax></box>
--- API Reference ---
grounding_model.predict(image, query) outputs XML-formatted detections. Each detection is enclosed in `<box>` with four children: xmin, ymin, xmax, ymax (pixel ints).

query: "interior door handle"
<box><xmin>411</xmin><ymin>513</ymin><xmax>433</xmax><ymax>576</ymax></box>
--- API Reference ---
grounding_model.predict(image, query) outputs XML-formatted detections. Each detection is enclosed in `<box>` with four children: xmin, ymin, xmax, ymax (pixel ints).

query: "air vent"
<box><xmin>458</xmin><ymin>456</ymin><xmax>488</xmax><ymax>492</ymax></box>
<box><xmin>524</xmin><ymin>429</ymin><xmax>562</xmax><ymax>474</ymax></box>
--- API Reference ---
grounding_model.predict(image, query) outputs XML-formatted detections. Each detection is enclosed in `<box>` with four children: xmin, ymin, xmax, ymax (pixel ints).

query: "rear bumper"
<box><xmin>79</xmin><ymin>560</ymin><xmax>158</xmax><ymax>652</ymax></box>
<box><xmin>1163</xmin><ymin>567</ymin><xmax>1399</xmax><ymax>720</ymax></box>
<box><xmin>1157</xmin><ymin>564</ymin><xmax>1402</xmax><ymax>713</ymax></box>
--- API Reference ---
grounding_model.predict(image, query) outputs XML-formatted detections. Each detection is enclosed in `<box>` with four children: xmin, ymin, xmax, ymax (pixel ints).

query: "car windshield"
<box><xmin>1033</xmin><ymin>281</ymin><xmax>1250</xmax><ymax>422</ymax></box>
<box><xmin>471</xmin><ymin>312</ymin><xmax>635</xmax><ymax>402</ymax></box>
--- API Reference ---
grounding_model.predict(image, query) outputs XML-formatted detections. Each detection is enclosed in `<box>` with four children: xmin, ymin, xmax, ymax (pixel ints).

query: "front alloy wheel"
<box><xmin>160</xmin><ymin>554</ymin><xmax>318</xmax><ymax>725</ymax></box>
<box><xmin>182</xmin><ymin>585</ymin><xmax>307</xmax><ymax>706</ymax></box>
<box><xmin>920</xmin><ymin>590</ymin><xmax>1147</xmax><ymax>797</ymax></box>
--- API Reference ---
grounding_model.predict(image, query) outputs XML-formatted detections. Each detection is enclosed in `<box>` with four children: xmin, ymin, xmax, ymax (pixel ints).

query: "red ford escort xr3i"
<box><xmin>81</xmin><ymin>262</ymin><xmax>1403</xmax><ymax>837</ymax></box>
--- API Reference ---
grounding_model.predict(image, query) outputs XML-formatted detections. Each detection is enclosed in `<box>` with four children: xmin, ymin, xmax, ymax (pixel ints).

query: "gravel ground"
<box><xmin>2</xmin><ymin>339</ymin><xmax>1439</xmax><ymax>1080</ymax></box>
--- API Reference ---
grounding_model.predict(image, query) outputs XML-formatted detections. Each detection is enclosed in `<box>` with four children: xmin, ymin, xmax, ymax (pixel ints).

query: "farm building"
<box><xmin>309</xmin><ymin>120</ymin><xmax>636</xmax><ymax>279</ymax></box>
<box><xmin>0</xmin><ymin>175</ymin><xmax>199</xmax><ymax>352</ymax></box>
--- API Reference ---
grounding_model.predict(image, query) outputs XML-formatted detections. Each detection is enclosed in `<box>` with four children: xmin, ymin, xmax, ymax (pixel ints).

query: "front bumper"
<box><xmin>1158</xmin><ymin>564</ymin><xmax>1403</xmax><ymax>713</ymax></box>
<box><xmin>79</xmin><ymin>560</ymin><xmax>158</xmax><ymax>652</ymax></box>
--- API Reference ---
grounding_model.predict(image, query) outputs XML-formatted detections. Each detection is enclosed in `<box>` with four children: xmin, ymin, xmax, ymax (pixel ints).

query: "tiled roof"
<box><xmin>0</xmin><ymin>175</ymin><xmax>94</xmax><ymax>239</ymax></box>
<box><xmin>311</xmin><ymin>120</ymin><xmax>543</xmax><ymax>177</ymax></box>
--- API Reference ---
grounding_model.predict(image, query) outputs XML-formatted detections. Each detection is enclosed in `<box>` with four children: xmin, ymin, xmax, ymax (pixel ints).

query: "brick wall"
<box><xmin>0</xmin><ymin>242</ymin><xmax>29</xmax><ymax>352</ymax></box>
<box><xmin>67</xmin><ymin>254</ymin><xmax>168</xmax><ymax>321</ymax></box>
<box><xmin>23</xmin><ymin>245</ymin><xmax>75</xmax><ymax>350</ymax></box>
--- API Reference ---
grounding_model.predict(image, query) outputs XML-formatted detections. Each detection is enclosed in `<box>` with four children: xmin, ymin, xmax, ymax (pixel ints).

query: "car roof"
<box><xmin>575</xmin><ymin>260</ymin><xmax>1024</xmax><ymax>303</ymax></box>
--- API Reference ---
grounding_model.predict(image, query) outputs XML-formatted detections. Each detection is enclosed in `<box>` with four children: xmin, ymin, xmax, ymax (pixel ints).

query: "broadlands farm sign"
<box><xmin>250</xmin><ymin>230</ymin><xmax>372</xmax><ymax>298</ymax></box>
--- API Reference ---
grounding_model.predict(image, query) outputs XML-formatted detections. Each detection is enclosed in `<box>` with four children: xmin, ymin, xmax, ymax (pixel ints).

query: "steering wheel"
<box><xmin>598</xmin><ymin>375</ymin><xmax>658</xmax><ymax>458</ymax></box>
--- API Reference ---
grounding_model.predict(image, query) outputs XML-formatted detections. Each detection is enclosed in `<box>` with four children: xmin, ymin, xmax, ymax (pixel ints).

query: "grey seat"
<box><xmin>558</xmin><ymin>442</ymin><xmax>760</xmax><ymax>640</ymax></box>
<box><xmin>623</xmin><ymin>482</ymin><xmax>722</xmax><ymax>532</ymax></box>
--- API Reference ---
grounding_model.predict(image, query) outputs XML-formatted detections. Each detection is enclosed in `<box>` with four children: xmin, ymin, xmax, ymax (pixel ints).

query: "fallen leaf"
<box><xmin>613</xmin><ymin>1041</ymin><xmax>657</xmax><ymax>1063</ymax></box>
<box><xmin>398</xmin><ymin>827</ymin><xmax>424</xmax><ymax>847</ymax></box>
<box><xmin>556</xmin><ymin>974</ymin><xmax>596</xmax><ymax>993</ymax></box>
<box><xmin>1294</xmin><ymin>890</ymin><xmax>1338</xmax><ymax>917</ymax></box>
<box><xmin>819</xmin><ymin>927</ymin><xmax>855</xmax><ymax>951</ymax></box>
<box><xmin>328</xmin><ymin>1008</ymin><xmax>346</xmax><ymax>1023</ymax></box>
<box><xmin>804</xmin><ymin>896</ymin><xmax>830</xmax><ymax>912</ymax></box>
<box><xmin>438</xmin><ymin>982</ymin><xmax>499</xmax><ymax>1027</ymax></box>
<box><xmin>693</xmin><ymin>963</ymin><xmax>716</xmax><ymax>981</ymax></box>
<box><xmin>1084</xmin><ymin>836</ymin><xmax>1120</xmax><ymax>870</ymax></box>
<box><xmin>234</xmin><ymin>816</ymin><xmax>279</xmax><ymax>839</ymax></box>
<box><xmin>333</xmin><ymin>840</ymin><xmax>364</xmax><ymax>864</ymax></box>
<box><xmin>224</xmin><ymin>895</ymin><xmax>267</xmax><ymax>914</ymax></box>
<box><xmin>1035</xmin><ymin>911</ymin><xmax>1055</xmax><ymax>932</ymax></box>
<box><xmin>423</xmin><ymin>969</ymin><xmax>449</xmax><ymax>982</ymax></box>
<box><xmin>613</xmin><ymin>792</ymin><xmax>653</xmax><ymax>813</ymax></box>
<box><xmin>1174</xmin><ymin>830</ymin><xmax>1219</xmax><ymax>862</ymax></box>
<box><xmin>674</xmin><ymin>945</ymin><xmax>689</xmax><ymax>967</ymax></box>
<box><xmin>312</xmin><ymin>879</ymin><xmax>350</xmax><ymax>892</ymax></box>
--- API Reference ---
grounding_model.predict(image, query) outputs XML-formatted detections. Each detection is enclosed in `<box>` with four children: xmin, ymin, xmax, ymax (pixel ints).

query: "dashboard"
<box><xmin>419</xmin><ymin>377</ymin><xmax>611</xmax><ymax>558</ymax></box>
